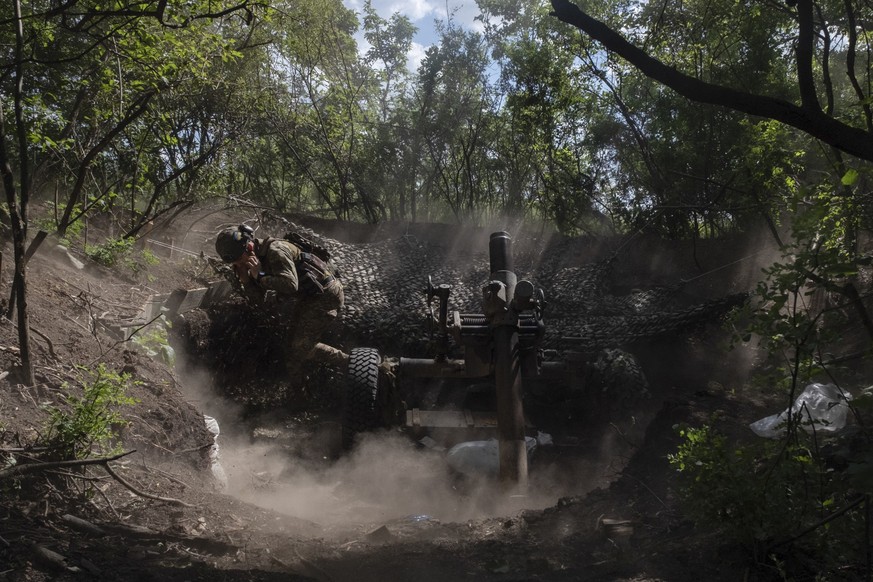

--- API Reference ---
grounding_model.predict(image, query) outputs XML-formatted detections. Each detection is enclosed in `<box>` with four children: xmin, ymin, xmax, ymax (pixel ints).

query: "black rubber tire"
<box><xmin>342</xmin><ymin>347</ymin><xmax>382</xmax><ymax>450</ymax></box>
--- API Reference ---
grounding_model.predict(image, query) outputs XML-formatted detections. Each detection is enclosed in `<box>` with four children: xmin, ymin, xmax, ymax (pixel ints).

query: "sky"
<box><xmin>341</xmin><ymin>0</ymin><xmax>485</xmax><ymax>71</ymax></box>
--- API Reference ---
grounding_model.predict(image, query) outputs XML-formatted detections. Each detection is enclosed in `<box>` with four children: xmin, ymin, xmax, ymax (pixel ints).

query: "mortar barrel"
<box><xmin>489</xmin><ymin>231</ymin><xmax>513</xmax><ymax>274</ymax></box>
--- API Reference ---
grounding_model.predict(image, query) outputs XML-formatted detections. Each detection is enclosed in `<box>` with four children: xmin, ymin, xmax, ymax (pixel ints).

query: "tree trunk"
<box><xmin>0</xmin><ymin>0</ymin><xmax>35</xmax><ymax>386</ymax></box>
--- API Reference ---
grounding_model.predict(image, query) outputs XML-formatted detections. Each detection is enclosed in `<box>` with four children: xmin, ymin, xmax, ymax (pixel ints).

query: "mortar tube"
<box><xmin>489</xmin><ymin>231</ymin><xmax>514</xmax><ymax>274</ymax></box>
<box><xmin>488</xmin><ymin>231</ymin><xmax>528</xmax><ymax>492</ymax></box>
<box><xmin>489</xmin><ymin>231</ymin><xmax>517</xmax><ymax>303</ymax></box>
<box><xmin>494</xmin><ymin>324</ymin><xmax>528</xmax><ymax>491</ymax></box>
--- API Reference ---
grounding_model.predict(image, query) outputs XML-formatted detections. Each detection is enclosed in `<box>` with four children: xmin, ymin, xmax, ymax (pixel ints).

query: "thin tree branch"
<box><xmin>102</xmin><ymin>462</ymin><xmax>194</xmax><ymax>507</ymax></box>
<box><xmin>0</xmin><ymin>450</ymin><xmax>134</xmax><ymax>480</ymax></box>
<box><xmin>549</xmin><ymin>0</ymin><xmax>873</xmax><ymax>162</ymax></box>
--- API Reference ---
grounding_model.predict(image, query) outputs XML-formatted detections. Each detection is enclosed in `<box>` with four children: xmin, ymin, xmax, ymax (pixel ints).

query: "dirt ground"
<box><xmin>0</xmin><ymin>206</ymin><xmax>837</xmax><ymax>582</ymax></box>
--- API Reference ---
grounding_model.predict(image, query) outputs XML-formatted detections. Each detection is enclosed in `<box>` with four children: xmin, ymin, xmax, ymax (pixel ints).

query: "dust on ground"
<box><xmin>0</xmin><ymin>206</ymin><xmax>805</xmax><ymax>582</ymax></box>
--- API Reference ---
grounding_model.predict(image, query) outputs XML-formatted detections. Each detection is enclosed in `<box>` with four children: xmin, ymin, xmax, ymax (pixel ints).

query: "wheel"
<box><xmin>342</xmin><ymin>347</ymin><xmax>383</xmax><ymax>449</ymax></box>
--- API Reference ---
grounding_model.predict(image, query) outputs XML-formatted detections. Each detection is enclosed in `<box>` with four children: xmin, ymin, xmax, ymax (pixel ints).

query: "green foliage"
<box><xmin>33</xmin><ymin>205</ymin><xmax>86</xmax><ymax>246</ymax></box>
<box><xmin>690</xmin><ymin>168</ymin><xmax>873</xmax><ymax>573</ymax></box>
<box><xmin>669</xmin><ymin>423</ymin><xmax>869</xmax><ymax>577</ymax></box>
<box><xmin>85</xmin><ymin>237</ymin><xmax>136</xmax><ymax>267</ymax></box>
<box><xmin>4</xmin><ymin>0</ymin><xmax>873</xmax><ymax>236</ymax></box>
<box><xmin>132</xmin><ymin>316</ymin><xmax>175</xmax><ymax>366</ymax></box>
<box><xmin>41</xmin><ymin>365</ymin><xmax>139</xmax><ymax>460</ymax></box>
<box><xmin>730</xmin><ymin>182</ymin><xmax>862</xmax><ymax>391</ymax></box>
<box><xmin>673</xmin><ymin>426</ymin><xmax>833</xmax><ymax>551</ymax></box>
<box><xmin>122</xmin><ymin>248</ymin><xmax>161</xmax><ymax>277</ymax></box>
<box><xmin>668</xmin><ymin>426</ymin><xmax>796</xmax><ymax>545</ymax></box>
<box><xmin>140</xmin><ymin>249</ymin><xmax>160</xmax><ymax>266</ymax></box>
<box><xmin>826</xmin><ymin>387</ymin><xmax>873</xmax><ymax>493</ymax></box>
<box><xmin>84</xmin><ymin>238</ymin><xmax>160</xmax><ymax>276</ymax></box>
<box><xmin>3</xmin><ymin>0</ymin><xmax>256</xmax><ymax>253</ymax></box>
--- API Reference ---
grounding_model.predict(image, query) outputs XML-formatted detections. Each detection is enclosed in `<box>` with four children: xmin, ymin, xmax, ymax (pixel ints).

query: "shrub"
<box><xmin>669</xmin><ymin>422</ymin><xmax>869</xmax><ymax>579</ymax></box>
<box><xmin>669</xmin><ymin>424</ymin><xmax>825</xmax><ymax>544</ymax></box>
<box><xmin>85</xmin><ymin>237</ymin><xmax>136</xmax><ymax>267</ymax></box>
<box><xmin>131</xmin><ymin>316</ymin><xmax>175</xmax><ymax>366</ymax></box>
<box><xmin>41</xmin><ymin>364</ymin><xmax>139</xmax><ymax>460</ymax></box>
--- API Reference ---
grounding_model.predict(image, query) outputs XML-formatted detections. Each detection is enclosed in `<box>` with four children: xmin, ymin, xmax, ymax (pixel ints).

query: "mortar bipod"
<box><xmin>426</xmin><ymin>275</ymin><xmax>452</xmax><ymax>361</ymax></box>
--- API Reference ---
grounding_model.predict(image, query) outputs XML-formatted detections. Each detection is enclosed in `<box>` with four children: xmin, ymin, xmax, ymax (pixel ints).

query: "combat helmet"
<box><xmin>215</xmin><ymin>224</ymin><xmax>255</xmax><ymax>263</ymax></box>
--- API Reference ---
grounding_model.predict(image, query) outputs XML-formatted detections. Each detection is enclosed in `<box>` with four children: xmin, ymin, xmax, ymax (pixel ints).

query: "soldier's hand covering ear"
<box><xmin>233</xmin><ymin>253</ymin><xmax>260</xmax><ymax>283</ymax></box>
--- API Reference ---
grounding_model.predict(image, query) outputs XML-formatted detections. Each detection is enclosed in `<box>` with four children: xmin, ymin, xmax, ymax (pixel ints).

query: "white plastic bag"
<box><xmin>536</xmin><ymin>431</ymin><xmax>554</xmax><ymax>446</ymax></box>
<box><xmin>749</xmin><ymin>383</ymin><xmax>852</xmax><ymax>438</ymax></box>
<box><xmin>445</xmin><ymin>437</ymin><xmax>537</xmax><ymax>477</ymax></box>
<box><xmin>204</xmin><ymin>415</ymin><xmax>228</xmax><ymax>489</ymax></box>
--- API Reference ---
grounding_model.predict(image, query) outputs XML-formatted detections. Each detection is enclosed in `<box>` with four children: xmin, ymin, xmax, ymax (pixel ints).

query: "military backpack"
<box><xmin>284</xmin><ymin>231</ymin><xmax>332</xmax><ymax>263</ymax></box>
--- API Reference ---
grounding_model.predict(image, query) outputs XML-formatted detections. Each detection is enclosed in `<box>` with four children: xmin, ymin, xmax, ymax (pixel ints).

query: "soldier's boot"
<box><xmin>310</xmin><ymin>342</ymin><xmax>349</xmax><ymax>368</ymax></box>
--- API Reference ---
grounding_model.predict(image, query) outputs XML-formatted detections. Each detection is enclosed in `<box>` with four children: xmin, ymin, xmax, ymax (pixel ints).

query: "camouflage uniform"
<box><xmin>238</xmin><ymin>237</ymin><xmax>348</xmax><ymax>381</ymax></box>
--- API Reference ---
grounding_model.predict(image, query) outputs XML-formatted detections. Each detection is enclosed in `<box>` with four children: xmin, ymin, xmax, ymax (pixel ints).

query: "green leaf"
<box><xmin>841</xmin><ymin>168</ymin><xmax>859</xmax><ymax>186</ymax></box>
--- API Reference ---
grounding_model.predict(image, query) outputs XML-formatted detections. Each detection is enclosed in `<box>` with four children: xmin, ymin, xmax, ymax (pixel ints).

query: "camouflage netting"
<box><xmin>182</xmin><ymin>213</ymin><xmax>751</xmax><ymax>412</ymax></box>
<box><xmin>269</xmin><ymin>218</ymin><xmax>750</xmax><ymax>357</ymax></box>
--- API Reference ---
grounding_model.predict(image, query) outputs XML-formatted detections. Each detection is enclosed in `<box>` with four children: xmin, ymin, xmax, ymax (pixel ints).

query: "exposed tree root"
<box><xmin>0</xmin><ymin>449</ymin><xmax>193</xmax><ymax>507</ymax></box>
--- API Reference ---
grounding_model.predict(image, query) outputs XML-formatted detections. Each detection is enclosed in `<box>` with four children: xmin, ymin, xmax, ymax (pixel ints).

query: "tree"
<box><xmin>356</xmin><ymin>1</ymin><xmax>415</xmax><ymax>221</ymax></box>
<box><xmin>362</xmin><ymin>0</ymin><xmax>415</xmax><ymax>123</ymax></box>
<box><xmin>0</xmin><ymin>0</ymin><xmax>255</xmax><ymax>384</ymax></box>
<box><xmin>411</xmin><ymin>20</ymin><xmax>498</xmax><ymax>223</ymax></box>
<box><xmin>234</xmin><ymin>0</ymin><xmax>384</xmax><ymax>221</ymax></box>
<box><xmin>548</xmin><ymin>0</ymin><xmax>873</xmax><ymax>304</ymax></box>
<box><xmin>479</xmin><ymin>0</ymin><xmax>609</xmax><ymax>233</ymax></box>
<box><xmin>549</xmin><ymin>0</ymin><xmax>873</xmax><ymax>163</ymax></box>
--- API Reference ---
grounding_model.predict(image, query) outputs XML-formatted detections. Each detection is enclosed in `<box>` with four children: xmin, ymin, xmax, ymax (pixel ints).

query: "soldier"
<box><xmin>215</xmin><ymin>224</ymin><xmax>349</xmax><ymax>388</ymax></box>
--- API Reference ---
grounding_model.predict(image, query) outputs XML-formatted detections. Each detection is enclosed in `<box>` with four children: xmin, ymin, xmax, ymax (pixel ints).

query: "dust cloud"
<box><xmin>176</xmin><ymin>342</ymin><xmax>618</xmax><ymax>532</ymax></box>
<box><xmin>174</xmin><ymin>363</ymin><xmax>245</xmax><ymax>428</ymax></box>
<box><xmin>211</xmin><ymin>427</ymin><xmax>604</xmax><ymax>531</ymax></box>
<box><xmin>175</xmin><ymin>348</ymin><xmax>613</xmax><ymax>530</ymax></box>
